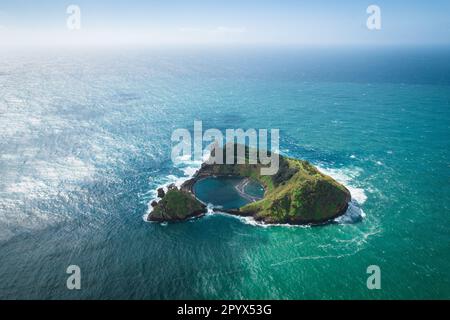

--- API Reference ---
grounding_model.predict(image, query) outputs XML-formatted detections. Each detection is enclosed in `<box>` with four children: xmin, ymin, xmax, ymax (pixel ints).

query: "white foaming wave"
<box><xmin>182</xmin><ymin>166</ymin><xmax>198</xmax><ymax>177</ymax></box>
<box><xmin>316</xmin><ymin>165</ymin><xmax>368</xmax><ymax>224</ymax></box>
<box><xmin>214</xmin><ymin>211</ymin><xmax>310</xmax><ymax>229</ymax></box>
<box><xmin>317</xmin><ymin>166</ymin><xmax>367</xmax><ymax>205</ymax></box>
<box><xmin>206</xmin><ymin>204</ymin><xmax>215</xmax><ymax>214</ymax></box>
<box><xmin>240</xmin><ymin>216</ymin><xmax>311</xmax><ymax>229</ymax></box>
<box><xmin>195</xmin><ymin>204</ymin><xmax>216</xmax><ymax>221</ymax></box>
<box><xmin>235</xmin><ymin>216</ymin><xmax>269</xmax><ymax>228</ymax></box>
<box><xmin>345</xmin><ymin>186</ymin><xmax>367</xmax><ymax>205</ymax></box>
<box><xmin>333</xmin><ymin>201</ymin><xmax>366</xmax><ymax>224</ymax></box>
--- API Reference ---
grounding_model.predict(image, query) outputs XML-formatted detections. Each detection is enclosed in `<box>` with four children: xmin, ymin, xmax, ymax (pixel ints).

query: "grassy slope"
<box><xmin>239</xmin><ymin>158</ymin><xmax>350</xmax><ymax>223</ymax></box>
<box><xmin>202</xmin><ymin>147</ymin><xmax>350</xmax><ymax>223</ymax></box>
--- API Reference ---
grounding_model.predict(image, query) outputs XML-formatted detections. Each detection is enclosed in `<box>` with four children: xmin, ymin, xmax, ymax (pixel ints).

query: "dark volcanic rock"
<box><xmin>148</xmin><ymin>187</ymin><xmax>207</xmax><ymax>222</ymax></box>
<box><xmin>157</xmin><ymin>188</ymin><xmax>165</xmax><ymax>198</ymax></box>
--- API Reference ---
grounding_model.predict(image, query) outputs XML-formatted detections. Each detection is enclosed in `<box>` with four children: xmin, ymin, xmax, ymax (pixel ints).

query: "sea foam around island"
<box><xmin>317</xmin><ymin>166</ymin><xmax>367</xmax><ymax>225</ymax></box>
<box><xmin>235</xmin><ymin>165</ymin><xmax>368</xmax><ymax>228</ymax></box>
<box><xmin>144</xmin><ymin>156</ymin><xmax>368</xmax><ymax>227</ymax></box>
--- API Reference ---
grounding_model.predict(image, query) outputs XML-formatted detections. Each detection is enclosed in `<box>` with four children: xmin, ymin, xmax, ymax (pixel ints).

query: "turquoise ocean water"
<box><xmin>0</xmin><ymin>47</ymin><xmax>449</xmax><ymax>299</ymax></box>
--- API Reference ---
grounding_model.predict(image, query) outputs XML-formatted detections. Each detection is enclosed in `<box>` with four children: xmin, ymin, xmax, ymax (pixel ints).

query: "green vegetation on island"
<box><xmin>238</xmin><ymin>158</ymin><xmax>350</xmax><ymax>224</ymax></box>
<box><xmin>148</xmin><ymin>144</ymin><xmax>351</xmax><ymax>225</ymax></box>
<box><xmin>148</xmin><ymin>185</ymin><xmax>206</xmax><ymax>222</ymax></box>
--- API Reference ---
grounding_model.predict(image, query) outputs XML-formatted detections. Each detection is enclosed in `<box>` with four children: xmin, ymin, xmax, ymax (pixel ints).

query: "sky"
<box><xmin>0</xmin><ymin>0</ymin><xmax>449</xmax><ymax>47</ymax></box>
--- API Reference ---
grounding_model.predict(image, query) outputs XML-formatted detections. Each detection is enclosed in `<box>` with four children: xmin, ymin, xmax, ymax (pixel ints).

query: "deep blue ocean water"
<box><xmin>0</xmin><ymin>47</ymin><xmax>449</xmax><ymax>299</ymax></box>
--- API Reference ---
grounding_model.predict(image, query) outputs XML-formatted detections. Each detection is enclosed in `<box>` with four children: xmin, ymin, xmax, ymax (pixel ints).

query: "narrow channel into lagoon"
<box><xmin>193</xmin><ymin>177</ymin><xmax>265</xmax><ymax>210</ymax></box>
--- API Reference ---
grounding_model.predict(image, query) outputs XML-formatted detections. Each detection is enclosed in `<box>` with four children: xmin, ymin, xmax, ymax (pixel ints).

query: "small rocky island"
<box><xmin>148</xmin><ymin>144</ymin><xmax>351</xmax><ymax>225</ymax></box>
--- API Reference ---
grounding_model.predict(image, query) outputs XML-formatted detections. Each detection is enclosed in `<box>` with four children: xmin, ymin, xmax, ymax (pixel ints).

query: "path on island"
<box><xmin>234</xmin><ymin>178</ymin><xmax>263</xmax><ymax>203</ymax></box>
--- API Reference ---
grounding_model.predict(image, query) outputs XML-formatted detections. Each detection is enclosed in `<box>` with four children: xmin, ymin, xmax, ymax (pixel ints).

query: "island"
<box><xmin>148</xmin><ymin>185</ymin><xmax>207</xmax><ymax>222</ymax></box>
<box><xmin>148</xmin><ymin>144</ymin><xmax>351</xmax><ymax>225</ymax></box>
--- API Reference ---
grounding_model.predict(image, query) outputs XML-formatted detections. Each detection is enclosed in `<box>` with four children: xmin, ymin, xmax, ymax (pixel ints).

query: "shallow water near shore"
<box><xmin>0</xmin><ymin>47</ymin><xmax>449</xmax><ymax>299</ymax></box>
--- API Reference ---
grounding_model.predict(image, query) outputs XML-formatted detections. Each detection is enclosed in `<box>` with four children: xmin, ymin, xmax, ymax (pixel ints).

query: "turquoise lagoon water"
<box><xmin>0</xmin><ymin>47</ymin><xmax>449</xmax><ymax>299</ymax></box>
<box><xmin>193</xmin><ymin>177</ymin><xmax>265</xmax><ymax>210</ymax></box>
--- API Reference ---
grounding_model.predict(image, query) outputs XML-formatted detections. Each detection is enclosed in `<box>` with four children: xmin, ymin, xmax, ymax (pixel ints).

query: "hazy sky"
<box><xmin>0</xmin><ymin>0</ymin><xmax>449</xmax><ymax>46</ymax></box>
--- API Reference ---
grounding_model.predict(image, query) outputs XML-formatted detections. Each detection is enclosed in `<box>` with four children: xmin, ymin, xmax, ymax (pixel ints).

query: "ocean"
<box><xmin>0</xmin><ymin>46</ymin><xmax>449</xmax><ymax>299</ymax></box>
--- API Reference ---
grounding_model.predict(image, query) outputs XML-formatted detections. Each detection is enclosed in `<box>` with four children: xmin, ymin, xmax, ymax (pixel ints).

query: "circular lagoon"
<box><xmin>193</xmin><ymin>177</ymin><xmax>265</xmax><ymax>210</ymax></box>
